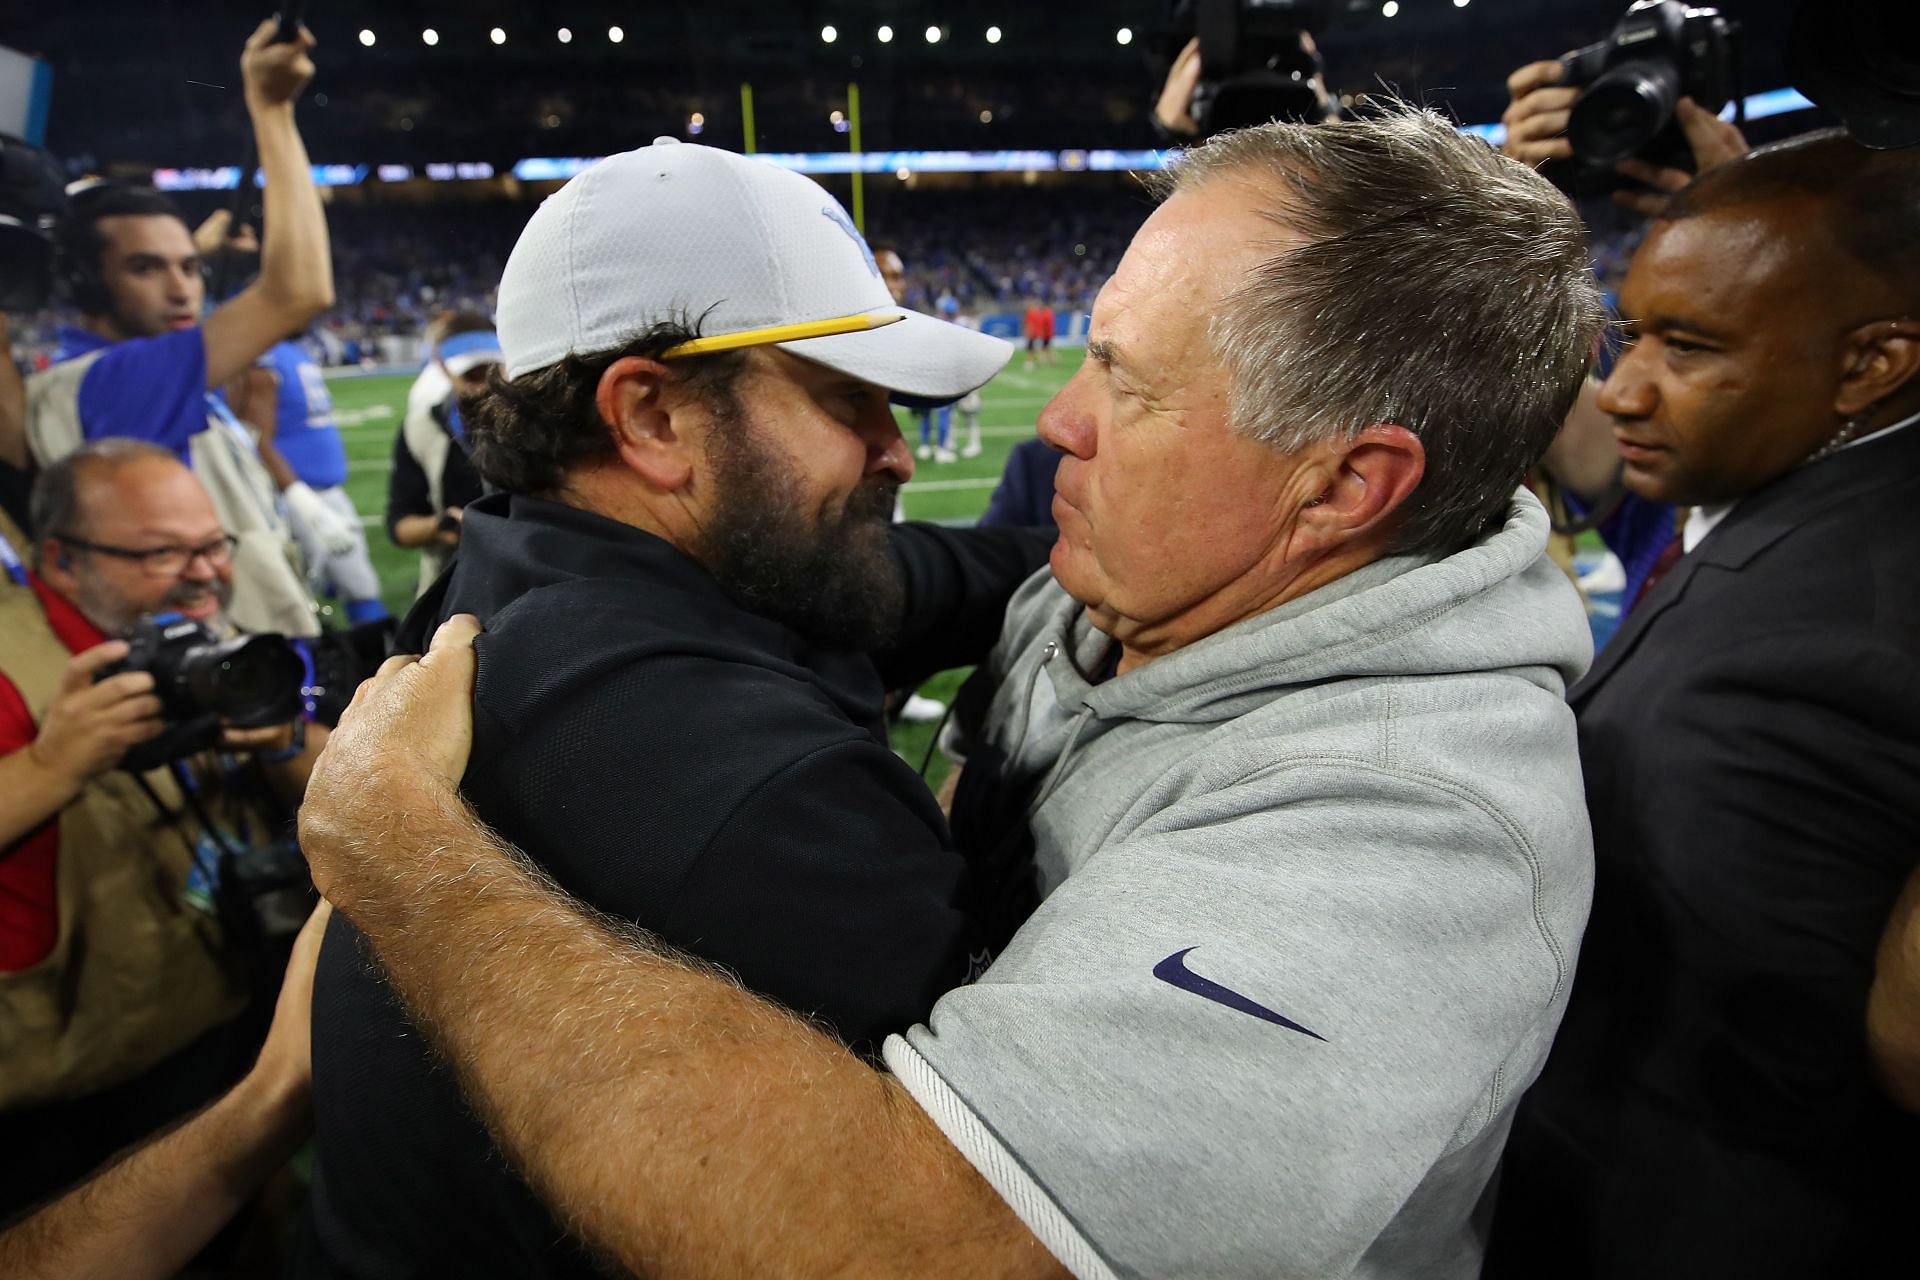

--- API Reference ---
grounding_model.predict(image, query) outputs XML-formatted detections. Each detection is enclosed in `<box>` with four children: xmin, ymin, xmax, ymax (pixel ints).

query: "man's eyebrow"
<box><xmin>1636</xmin><ymin>314</ymin><xmax>1732</xmax><ymax>342</ymax></box>
<box><xmin>1086</xmin><ymin>337</ymin><xmax>1128</xmax><ymax>371</ymax></box>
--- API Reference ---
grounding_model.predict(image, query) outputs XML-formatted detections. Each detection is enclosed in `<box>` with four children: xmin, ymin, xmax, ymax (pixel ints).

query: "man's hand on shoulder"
<box><xmin>298</xmin><ymin>614</ymin><xmax>481</xmax><ymax>911</ymax></box>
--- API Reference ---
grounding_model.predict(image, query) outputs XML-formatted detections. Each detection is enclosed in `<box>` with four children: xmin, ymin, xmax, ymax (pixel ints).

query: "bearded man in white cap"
<box><xmin>300</xmin><ymin>139</ymin><xmax>1047</xmax><ymax>1277</ymax></box>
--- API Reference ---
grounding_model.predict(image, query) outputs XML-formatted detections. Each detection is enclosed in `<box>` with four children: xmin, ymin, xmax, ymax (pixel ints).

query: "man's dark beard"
<box><xmin>696</xmin><ymin>400</ymin><xmax>906</xmax><ymax>652</ymax></box>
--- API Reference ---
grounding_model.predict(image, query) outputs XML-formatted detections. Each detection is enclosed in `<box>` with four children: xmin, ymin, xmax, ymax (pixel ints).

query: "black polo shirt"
<box><xmin>305</xmin><ymin>493</ymin><xmax>1050</xmax><ymax>1278</ymax></box>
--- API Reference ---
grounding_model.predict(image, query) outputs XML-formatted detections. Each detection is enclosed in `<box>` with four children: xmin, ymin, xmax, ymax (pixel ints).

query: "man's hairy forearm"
<box><xmin>320</xmin><ymin>779</ymin><xmax>1058</xmax><ymax>1280</ymax></box>
<box><xmin>0</xmin><ymin>1068</ymin><xmax>307</xmax><ymax>1280</ymax></box>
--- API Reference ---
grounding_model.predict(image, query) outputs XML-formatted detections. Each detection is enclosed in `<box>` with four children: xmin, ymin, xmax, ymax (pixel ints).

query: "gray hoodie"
<box><xmin>884</xmin><ymin>489</ymin><xmax>1595</xmax><ymax>1279</ymax></box>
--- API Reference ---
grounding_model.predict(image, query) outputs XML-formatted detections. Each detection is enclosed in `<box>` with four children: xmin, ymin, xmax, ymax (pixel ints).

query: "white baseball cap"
<box><xmin>495</xmin><ymin>138</ymin><xmax>1011</xmax><ymax>400</ymax></box>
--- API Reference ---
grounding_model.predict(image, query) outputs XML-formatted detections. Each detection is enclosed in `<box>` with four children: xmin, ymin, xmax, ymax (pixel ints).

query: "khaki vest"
<box><xmin>0</xmin><ymin>586</ymin><xmax>254</xmax><ymax>1109</ymax></box>
<box><xmin>26</xmin><ymin>350</ymin><xmax>321</xmax><ymax>638</ymax></box>
<box><xmin>401</xmin><ymin>396</ymin><xmax>455</xmax><ymax>595</ymax></box>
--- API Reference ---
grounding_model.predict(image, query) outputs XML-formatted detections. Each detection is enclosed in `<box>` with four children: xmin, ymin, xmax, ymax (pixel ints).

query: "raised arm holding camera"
<box><xmin>0</xmin><ymin>439</ymin><xmax>324</xmax><ymax>1221</ymax></box>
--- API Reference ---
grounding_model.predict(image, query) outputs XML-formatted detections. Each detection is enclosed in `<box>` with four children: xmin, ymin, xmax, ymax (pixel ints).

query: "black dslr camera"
<box><xmin>0</xmin><ymin>134</ymin><xmax>66</xmax><ymax>311</ymax></box>
<box><xmin>1559</xmin><ymin>1</ymin><xmax>1740</xmax><ymax>169</ymax></box>
<box><xmin>100</xmin><ymin>613</ymin><xmax>307</xmax><ymax>772</ymax></box>
<box><xmin>1169</xmin><ymin>0</ymin><xmax>1334</xmax><ymax>138</ymax></box>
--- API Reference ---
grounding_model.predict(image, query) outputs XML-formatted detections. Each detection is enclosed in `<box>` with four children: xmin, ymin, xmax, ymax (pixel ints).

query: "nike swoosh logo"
<box><xmin>1152</xmin><ymin>947</ymin><xmax>1326</xmax><ymax>1041</ymax></box>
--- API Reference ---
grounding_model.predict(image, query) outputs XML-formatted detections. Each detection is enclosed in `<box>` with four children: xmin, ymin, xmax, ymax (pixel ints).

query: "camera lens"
<box><xmin>1569</xmin><ymin>60</ymin><xmax>1681</xmax><ymax>166</ymax></box>
<box><xmin>181</xmin><ymin>635</ymin><xmax>305</xmax><ymax>726</ymax></box>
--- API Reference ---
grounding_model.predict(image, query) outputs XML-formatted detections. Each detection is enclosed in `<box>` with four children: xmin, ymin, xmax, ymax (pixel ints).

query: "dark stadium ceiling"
<box><xmin>3</xmin><ymin>1</ymin><xmax>1805</xmax><ymax>168</ymax></box>
<box><xmin>3</xmin><ymin>1</ymin><xmax>1801</xmax><ymax>70</ymax></box>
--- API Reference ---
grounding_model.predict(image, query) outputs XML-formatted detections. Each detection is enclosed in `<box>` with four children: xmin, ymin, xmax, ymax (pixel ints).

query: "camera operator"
<box><xmin>0</xmin><ymin>439</ymin><xmax>326</xmax><ymax>1219</ymax></box>
<box><xmin>21</xmin><ymin>18</ymin><xmax>332</xmax><ymax>640</ymax></box>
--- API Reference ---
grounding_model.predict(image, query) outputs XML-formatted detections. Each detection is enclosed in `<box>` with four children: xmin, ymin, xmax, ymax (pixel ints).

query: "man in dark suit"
<box><xmin>1489</xmin><ymin>130</ymin><xmax>1920</xmax><ymax>1277</ymax></box>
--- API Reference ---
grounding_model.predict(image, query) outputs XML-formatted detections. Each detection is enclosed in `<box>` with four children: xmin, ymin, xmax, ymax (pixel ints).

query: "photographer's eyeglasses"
<box><xmin>56</xmin><ymin>533</ymin><xmax>239</xmax><ymax>578</ymax></box>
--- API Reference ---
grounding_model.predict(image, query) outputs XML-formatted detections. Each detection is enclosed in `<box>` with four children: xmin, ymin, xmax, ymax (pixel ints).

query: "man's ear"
<box><xmin>595</xmin><ymin>356</ymin><xmax>694</xmax><ymax>491</ymax></box>
<box><xmin>38</xmin><ymin>538</ymin><xmax>76</xmax><ymax>590</ymax></box>
<box><xmin>1836</xmin><ymin>318</ymin><xmax>1920</xmax><ymax>420</ymax></box>
<box><xmin>1296</xmin><ymin>424</ymin><xmax>1426</xmax><ymax>545</ymax></box>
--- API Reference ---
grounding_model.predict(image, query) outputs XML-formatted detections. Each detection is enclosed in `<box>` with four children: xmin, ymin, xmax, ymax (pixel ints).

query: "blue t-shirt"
<box><xmin>53</xmin><ymin>324</ymin><xmax>210</xmax><ymax>459</ymax></box>
<box><xmin>259</xmin><ymin>339</ymin><xmax>348</xmax><ymax>489</ymax></box>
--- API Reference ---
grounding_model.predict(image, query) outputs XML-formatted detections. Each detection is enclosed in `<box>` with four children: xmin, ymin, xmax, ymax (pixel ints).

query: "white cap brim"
<box><xmin>777</xmin><ymin>310</ymin><xmax>1012</xmax><ymax>403</ymax></box>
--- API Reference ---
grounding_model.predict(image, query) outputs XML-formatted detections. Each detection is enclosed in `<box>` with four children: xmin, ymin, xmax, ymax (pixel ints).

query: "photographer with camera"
<box><xmin>21</xmin><ymin>18</ymin><xmax>332</xmax><ymax>641</ymax></box>
<box><xmin>386</xmin><ymin>312</ymin><xmax>494</xmax><ymax>596</ymax></box>
<box><xmin>1501</xmin><ymin>62</ymin><xmax>1749</xmax><ymax>215</ymax></box>
<box><xmin>0</xmin><ymin>438</ymin><xmax>325</xmax><ymax>1219</ymax></box>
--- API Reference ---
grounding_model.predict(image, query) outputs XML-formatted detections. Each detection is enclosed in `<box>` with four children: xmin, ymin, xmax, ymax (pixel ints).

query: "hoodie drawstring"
<box><xmin>1025</xmin><ymin>703</ymin><xmax>1096</xmax><ymax>822</ymax></box>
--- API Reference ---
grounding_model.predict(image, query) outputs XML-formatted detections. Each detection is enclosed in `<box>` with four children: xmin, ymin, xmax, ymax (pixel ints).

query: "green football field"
<box><xmin>323</xmin><ymin>348</ymin><xmax>1083</xmax><ymax>783</ymax></box>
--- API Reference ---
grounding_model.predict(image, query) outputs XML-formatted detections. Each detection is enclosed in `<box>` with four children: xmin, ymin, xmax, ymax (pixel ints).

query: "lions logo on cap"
<box><xmin>820</xmin><ymin>204</ymin><xmax>881</xmax><ymax>279</ymax></box>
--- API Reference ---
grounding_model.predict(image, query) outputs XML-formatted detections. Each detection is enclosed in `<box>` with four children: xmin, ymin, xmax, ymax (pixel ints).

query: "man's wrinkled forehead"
<box><xmin>1091</xmin><ymin>185</ymin><xmax>1300</xmax><ymax>359</ymax></box>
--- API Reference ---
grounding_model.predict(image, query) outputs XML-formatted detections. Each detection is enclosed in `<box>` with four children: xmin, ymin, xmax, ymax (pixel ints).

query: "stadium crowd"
<box><xmin>0</xmin><ymin>6</ymin><xmax>1916</xmax><ymax>1280</ymax></box>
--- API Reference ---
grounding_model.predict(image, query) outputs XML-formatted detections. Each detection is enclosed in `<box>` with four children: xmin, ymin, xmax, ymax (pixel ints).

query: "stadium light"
<box><xmin>1117</xmin><ymin>27</ymin><xmax>1134</xmax><ymax>45</ymax></box>
<box><xmin>986</xmin><ymin>26</ymin><xmax>1003</xmax><ymax>44</ymax></box>
<box><xmin>557</xmin><ymin>27</ymin><xmax>572</xmax><ymax>43</ymax></box>
<box><xmin>609</xmin><ymin>25</ymin><xmax>625</xmax><ymax>43</ymax></box>
<box><xmin>1455</xmin><ymin>0</ymin><xmax>1471</xmax><ymax>6</ymax></box>
<box><xmin>1382</xmin><ymin>0</ymin><xmax>1399</xmax><ymax>14</ymax></box>
<box><xmin>878</xmin><ymin>25</ymin><xmax>894</xmax><ymax>44</ymax></box>
<box><xmin>821</xmin><ymin>25</ymin><xmax>837</xmax><ymax>43</ymax></box>
<box><xmin>980</xmin><ymin>109</ymin><xmax>993</xmax><ymax>123</ymax></box>
<box><xmin>358</xmin><ymin>29</ymin><xmax>375</xmax><ymax>47</ymax></box>
<box><xmin>490</xmin><ymin>27</ymin><xmax>506</xmax><ymax>45</ymax></box>
<box><xmin>926</xmin><ymin>25</ymin><xmax>942</xmax><ymax>44</ymax></box>
<box><xmin>421</xmin><ymin>28</ymin><xmax>438</xmax><ymax>47</ymax></box>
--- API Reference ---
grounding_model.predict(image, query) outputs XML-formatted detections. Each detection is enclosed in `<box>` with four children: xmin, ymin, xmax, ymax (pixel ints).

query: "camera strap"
<box><xmin>0</xmin><ymin>528</ymin><xmax>25</xmax><ymax>586</ymax></box>
<box><xmin>129</xmin><ymin>768</ymin><xmax>230</xmax><ymax>906</ymax></box>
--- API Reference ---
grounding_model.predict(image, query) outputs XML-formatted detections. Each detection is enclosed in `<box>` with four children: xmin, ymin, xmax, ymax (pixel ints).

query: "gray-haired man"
<box><xmin>299</xmin><ymin>107</ymin><xmax>1604</xmax><ymax>1279</ymax></box>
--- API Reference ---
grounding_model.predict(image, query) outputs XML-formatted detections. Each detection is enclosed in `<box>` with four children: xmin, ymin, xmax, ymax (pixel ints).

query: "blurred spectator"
<box><xmin>386</xmin><ymin>314</ymin><xmax>494</xmax><ymax>596</ymax></box>
<box><xmin>226</xmin><ymin>335</ymin><xmax>390</xmax><ymax>624</ymax></box>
